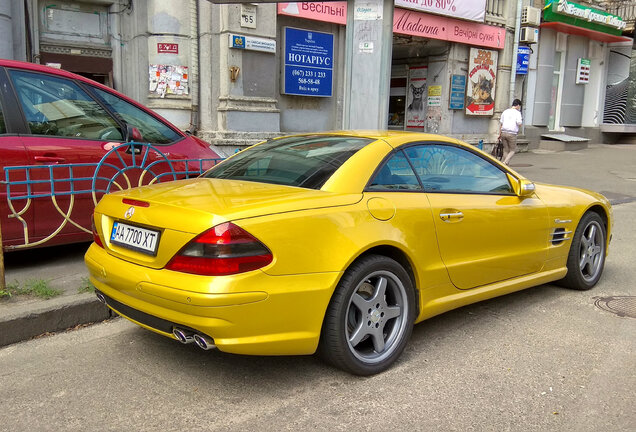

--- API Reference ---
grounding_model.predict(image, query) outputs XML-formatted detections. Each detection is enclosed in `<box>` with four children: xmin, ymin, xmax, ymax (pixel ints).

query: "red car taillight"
<box><xmin>165</xmin><ymin>222</ymin><xmax>272</xmax><ymax>276</ymax></box>
<box><xmin>92</xmin><ymin>219</ymin><xmax>104</xmax><ymax>248</ymax></box>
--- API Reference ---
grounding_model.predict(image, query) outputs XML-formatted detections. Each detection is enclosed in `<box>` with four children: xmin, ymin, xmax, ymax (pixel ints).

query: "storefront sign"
<box><xmin>466</xmin><ymin>48</ymin><xmax>497</xmax><ymax>116</ymax></box>
<box><xmin>229</xmin><ymin>34</ymin><xmax>276</xmax><ymax>53</ymax></box>
<box><xmin>516</xmin><ymin>46</ymin><xmax>531</xmax><ymax>75</ymax></box>
<box><xmin>149</xmin><ymin>65</ymin><xmax>188</xmax><ymax>98</ymax></box>
<box><xmin>277</xmin><ymin>3</ymin><xmax>505</xmax><ymax>50</ymax></box>
<box><xmin>282</xmin><ymin>27</ymin><xmax>334</xmax><ymax>97</ymax></box>
<box><xmin>576</xmin><ymin>58</ymin><xmax>591</xmax><ymax>84</ymax></box>
<box><xmin>277</xmin><ymin>2</ymin><xmax>346</xmax><ymax>25</ymax></box>
<box><xmin>427</xmin><ymin>85</ymin><xmax>442</xmax><ymax>107</ymax></box>
<box><xmin>405</xmin><ymin>66</ymin><xmax>427</xmax><ymax>129</ymax></box>
<box><xmin>394</xmin><ymin>0</ymin><xmax>486</xmax><ymax>23</ymax></box>
<box><xmin>393</xmin><ymin>8</ymin><xmax>505</xmax><ymax>49</ymax></box>
<box><xmin>449</xmin><ymin>74</ymin><xmax>466</xmax><ymax>110</ymax></box>
<box><xmin>544</xmin><ymin>0</ymin><xmax>625</xmax><ymax>35</ymax></box>
<box><xmin>157</xmin><ymin>43</ymin><xmax>178</xmax><ymax>54</ymax></box>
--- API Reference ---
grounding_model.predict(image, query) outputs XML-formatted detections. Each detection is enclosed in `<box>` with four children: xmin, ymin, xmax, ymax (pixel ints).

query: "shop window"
<box><xmin>389</xmin><ymin>77</ymin><xmax>407</xmax><ymax>129</ymax></box>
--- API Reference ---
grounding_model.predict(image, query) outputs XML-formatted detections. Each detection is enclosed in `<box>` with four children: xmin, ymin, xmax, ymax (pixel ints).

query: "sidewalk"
<box><xmin>1</xmin><ymin>143</ymin><xmax>634</xmax><ymax>347</ymax></box>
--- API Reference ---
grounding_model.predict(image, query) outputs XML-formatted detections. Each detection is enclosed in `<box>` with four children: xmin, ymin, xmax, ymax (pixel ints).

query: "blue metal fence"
<box><xmin>1</xmin><ymin>142</ymin><xmax>223</xmax><ymax>250</ymax></box>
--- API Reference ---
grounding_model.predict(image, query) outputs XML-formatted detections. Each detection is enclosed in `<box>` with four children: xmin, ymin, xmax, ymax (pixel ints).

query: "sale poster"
<box><xmin>465</xmin><ymin>48</ymin><xmax>498</xmax><ymax>116</ymax></box>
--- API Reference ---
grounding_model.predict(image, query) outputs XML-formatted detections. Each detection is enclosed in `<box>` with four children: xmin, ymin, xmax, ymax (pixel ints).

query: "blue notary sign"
<box><xmin>283</xmin><ymin>27</ymin><xmax>334</xmax><ymax>97</ymax></box>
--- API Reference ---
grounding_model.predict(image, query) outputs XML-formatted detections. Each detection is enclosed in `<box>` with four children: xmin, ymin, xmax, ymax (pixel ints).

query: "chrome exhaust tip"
<box><xmin>172</xmin><ymin>328</ymin><xmax>195</xmax><ymax>344</ymax></box>
<box><xmin>193</xmin><ymin>333</ymin><xmax>216</xmax><ymax>350</ymax></box>
<box><xmin>95</xmin><ymin>291</ymin><xmax>106</xmax><ymax>304</ymax></box>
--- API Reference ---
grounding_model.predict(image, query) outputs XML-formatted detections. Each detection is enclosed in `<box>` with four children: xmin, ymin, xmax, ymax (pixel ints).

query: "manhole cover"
<box><xmin>594</xmin><ymin>296</ymin><xmax>636</xmax><ymax>318</ymax></box>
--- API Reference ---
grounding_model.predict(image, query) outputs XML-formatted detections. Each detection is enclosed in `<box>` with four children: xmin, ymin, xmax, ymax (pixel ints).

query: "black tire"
<box><xmin>559</xmin><ymin>212</ymin><xmax>607</xmax><ymax>290</ymax></box>
<box><xmin>318</xmin><ymin>254</ymin><xmax>415</xmax><ymax>375</ymax></box>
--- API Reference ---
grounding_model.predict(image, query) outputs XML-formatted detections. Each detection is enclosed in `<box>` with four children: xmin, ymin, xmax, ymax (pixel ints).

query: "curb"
<box><xmin>0</xmin><ymin>295</ymin><xmax>113</xmax><ymax>348</ymax></box>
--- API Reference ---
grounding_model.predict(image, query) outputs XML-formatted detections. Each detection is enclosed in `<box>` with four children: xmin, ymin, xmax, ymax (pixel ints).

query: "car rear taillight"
<box><xmin>92</xmin><ymin>219</ymin><xmax>104</xmax><ymax>248</ymax></box>
<box><xmin>165</xmin><ymin>222</ymin><xmax>272</xmax><ymax>276</ymax></box>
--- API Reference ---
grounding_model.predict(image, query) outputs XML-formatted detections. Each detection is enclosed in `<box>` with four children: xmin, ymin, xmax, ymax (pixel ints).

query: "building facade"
<box><xmin>2</xmin><ymin>0</ymin><xmax>630</xmax><ymax>154</ymax></box>
<box><xmin>523</xmin><ymin>0</ymin><xmax>632</xmax><ymax>148</ymax></box>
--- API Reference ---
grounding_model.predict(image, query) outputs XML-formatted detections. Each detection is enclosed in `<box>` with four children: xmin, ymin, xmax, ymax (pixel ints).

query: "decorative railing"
<box><xmin>1</xmin><ymin>142</ymin><xmax>222</xmax><ymax>251</ymax></box>
<box><xmin>485</xmin><ymin>0</ymin><xmax>507</xmax><ymax>26</ymax></box>
<box><xmin>602</xmin><ymin>1</ymin><xmax>636</xmax><ymax>32</ymax></box>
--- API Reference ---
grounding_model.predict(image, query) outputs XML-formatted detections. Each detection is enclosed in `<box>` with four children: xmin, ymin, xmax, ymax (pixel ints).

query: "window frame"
<box><xmin>364</xmin><ymin>141</ymin><xmax>515</xmax><ymax>196</ymax></box>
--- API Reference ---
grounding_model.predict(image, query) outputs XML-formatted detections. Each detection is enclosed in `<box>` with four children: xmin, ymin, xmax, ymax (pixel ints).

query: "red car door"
<box><xmin>0</xmin><ymin>68</ymin><xmax>34</xmax><ymax>249</ymax></box>
<box><xmin>8</xmin><ymin>68</ymin><xmax>131</xmax><ymax>245</ymax></box>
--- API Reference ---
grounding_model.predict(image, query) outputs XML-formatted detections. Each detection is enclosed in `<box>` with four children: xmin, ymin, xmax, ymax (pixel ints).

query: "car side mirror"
<box><xmin>125</xmin><ymin>124</ymin><xmax>144</xmax><ymax>142</ymax></box>
<box><xmin>517</xmin><ymin>178</ymin><xmax>536</xmax><ymax>197</ymax></box>
<box><xmin>519</xmin><ymin>180</ymin><xmax>536</xmax><ymax>197</ymax></box>
<box><xmin>507</xmin><ymin>174</ymin><xmax>535</xmax><ymax>197</ymax></box>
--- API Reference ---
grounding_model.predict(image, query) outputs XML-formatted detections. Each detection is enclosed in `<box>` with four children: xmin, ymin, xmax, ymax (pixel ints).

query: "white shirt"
<box><xmin>500</xmin><ymin>107</ymin><xmax>523</xmax><ymax>134</ymax></box>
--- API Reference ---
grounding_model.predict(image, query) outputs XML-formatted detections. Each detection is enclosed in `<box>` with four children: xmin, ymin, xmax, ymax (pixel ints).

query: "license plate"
<box><xmin>110</xmin><ymin>221</ymin><xmax>160</xmax><ymax>255</ymax></box>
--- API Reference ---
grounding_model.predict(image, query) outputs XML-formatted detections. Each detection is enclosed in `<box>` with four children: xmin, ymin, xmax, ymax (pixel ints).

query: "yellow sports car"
<box><xmin>85</xmin><ymin>131</ymin><xmax>612</xmax><ymax>375</ymax></box>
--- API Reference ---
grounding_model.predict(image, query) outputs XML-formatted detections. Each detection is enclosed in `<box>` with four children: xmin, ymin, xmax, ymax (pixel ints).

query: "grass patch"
<box><xmin>78</xmin><ymin>277</ymin><xmax>95</xmax><ymax>294</ymax></box>
<box><xmin>0</xmin><ymin>279</ymin><xmax>62</xmax><ymax>300</ymax></box>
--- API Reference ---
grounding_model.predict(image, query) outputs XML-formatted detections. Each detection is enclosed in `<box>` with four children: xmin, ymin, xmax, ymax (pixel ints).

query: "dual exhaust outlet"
<box><xmin>173</xmin><ymin>327</ymin><xmax>216</xmax><ymax>351</ymax></box>
<box><xmin>95</xmin><ymin>291</ymin><xmax>214</xmax><ymax>350</ymax></box>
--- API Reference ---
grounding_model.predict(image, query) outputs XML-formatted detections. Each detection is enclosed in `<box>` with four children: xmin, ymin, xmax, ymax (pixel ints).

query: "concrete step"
<box><xmin>539</xmin><ymin>139</ymin><xmax>588</xmax><ymax>151</ymax></box>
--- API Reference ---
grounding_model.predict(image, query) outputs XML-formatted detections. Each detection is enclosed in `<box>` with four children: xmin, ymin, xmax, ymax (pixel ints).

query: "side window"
<box><xmin>0</xmin><ymin>99</ymin><xmax>6</xmax><ymax>134</ymax></box>
<box><xmin>404</xmin><ymin>144</ymin><xmax>513</xmax><ymax>194</ymax></box>
<box><xmin>9</xmin><ymin>70</ymin><xmax>122</xmax><ymax>140</ymax></box>
<box><xmin>92</xmin><ymin>87</ymin><xmax>181</xmax><ymax>145</ymax></box>
<box><xmin>368</xmin><ymin>151</ymin><xmax>421</xmax><ymax>191</ymax></box>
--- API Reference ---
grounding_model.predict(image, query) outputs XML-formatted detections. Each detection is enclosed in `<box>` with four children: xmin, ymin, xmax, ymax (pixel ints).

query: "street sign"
<box><xmin>449</xmin><ymin>74</ymin><xmax>466</xmax><ymax>110</ymax></box>
<box><xmin>516</xmin><ymin>46</ymin><xmax>531</xmax><ymax>75</ymax></box>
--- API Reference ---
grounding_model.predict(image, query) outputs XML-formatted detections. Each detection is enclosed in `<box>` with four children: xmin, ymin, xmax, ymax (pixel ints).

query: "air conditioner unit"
<box><xmin>520</xmin><ymin>27</ymin><xmax>539</xmax><ymax>44</ymax></box>
<box><xmin>521</xmin><ymin>6</ymin><xmax>541</xmax><ymax>27</ymax></box>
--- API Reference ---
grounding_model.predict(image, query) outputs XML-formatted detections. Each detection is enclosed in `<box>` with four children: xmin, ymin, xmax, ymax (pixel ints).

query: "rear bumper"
<box><xmin>85</xmin><ymin>243</ymin><xmax>341</xmax><ymax>355</ymax></box>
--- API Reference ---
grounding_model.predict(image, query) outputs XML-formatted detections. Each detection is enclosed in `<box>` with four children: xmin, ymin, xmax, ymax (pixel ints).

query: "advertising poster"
<box><xmin>394</xmin><ymin>0</ymin><xmax>487</xmax><ymax>22</ymax></box>
<box><xmin>466</xmin><ymin>48</ymin><xmax>497</xmax><ymax>116</ymax></box>
<box><xmin>149</xmin><ymin>65</ymin><xmax>188</xmax><ymax>98</ymax></box>
<box><xmin>405</xmin><ymin>66</ymin><xmax>427</xmax><ymax>129</ymax></box>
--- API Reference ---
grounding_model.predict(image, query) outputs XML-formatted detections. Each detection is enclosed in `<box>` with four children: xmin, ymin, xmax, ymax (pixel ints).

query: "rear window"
<box><xmin>204</xmin><ymin>135</ymin><xmax>372</xmax><ymax>189</ymax></box>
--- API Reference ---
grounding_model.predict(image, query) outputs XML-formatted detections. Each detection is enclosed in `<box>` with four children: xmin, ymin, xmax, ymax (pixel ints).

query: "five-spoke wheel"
<box><xmin>560</xmin><ymin>212</ymin><xmax>607</xmax><ymax>290</ymax></box>
<box><xmin>319</xmin><ymin>255</ymin><xmax>415</xmax><ymax>375</ymax></box>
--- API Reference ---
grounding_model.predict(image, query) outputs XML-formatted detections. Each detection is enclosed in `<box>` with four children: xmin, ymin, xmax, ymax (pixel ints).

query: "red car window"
<box><xmin>9</xmin><ymin>69</ymin><xmax>123</xmax><ymax>141</ymax></box>
<box><xmin>92</xmin><ymin>87</ymin><xmax>181</xmax><ymax>144</ymax></box>
<box><xmin>0</xmin><ymin>98</ymin><xmax>5</xmax><ymax>134</ymax></box>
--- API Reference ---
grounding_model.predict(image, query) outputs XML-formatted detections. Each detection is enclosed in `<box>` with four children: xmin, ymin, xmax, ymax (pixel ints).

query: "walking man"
<box><xmin>499</xmin><ymin>99</ymin><xmax>523</xmax><ymax>165</ymax></box>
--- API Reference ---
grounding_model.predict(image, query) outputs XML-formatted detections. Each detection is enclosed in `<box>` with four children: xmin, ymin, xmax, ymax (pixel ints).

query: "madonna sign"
<box><xmin>466</xmin><ymin>48</ymin><xmax>498</xmax><ymax>116</ymax></box>
<box><xmin>393</xmin><ymin>9</ymin><xmax>505</xmax><ymax>49</ymax></box>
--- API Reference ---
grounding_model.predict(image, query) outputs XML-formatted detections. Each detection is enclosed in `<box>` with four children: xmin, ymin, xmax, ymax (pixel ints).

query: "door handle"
<box><xmin>439</xmin><ymin>211</ymin><xmax>464</xmax><ymax>222</ymax></box>
<box><xmin>34</xmin><ymin>156</ymin><xmax>66</xmax><ymax>164</ymax></box>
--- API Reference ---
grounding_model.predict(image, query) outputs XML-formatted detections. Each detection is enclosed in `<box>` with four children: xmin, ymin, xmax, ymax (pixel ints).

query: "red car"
<box><xmin>0</xmin><ymin>59</ymin><xmax>220</xmax><ymax>250</ymax></box>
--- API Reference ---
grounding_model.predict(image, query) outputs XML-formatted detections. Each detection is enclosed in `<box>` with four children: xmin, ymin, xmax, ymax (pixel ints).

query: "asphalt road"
<box><xmin>1</xmin><ymin>201</ymin><xmax>634</xmax><ymax>432</ymax></box>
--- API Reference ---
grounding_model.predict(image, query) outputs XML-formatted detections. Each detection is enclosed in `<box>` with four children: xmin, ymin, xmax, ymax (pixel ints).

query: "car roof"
<box><xmin>1</xmin><ymin>59</ymin><xmax>112</xmax><ymax>91</ymax></box>
<box><xmin>275</xmin><ymin>130</ymin><xmax>462</xmax><ymax>149</ymax></box>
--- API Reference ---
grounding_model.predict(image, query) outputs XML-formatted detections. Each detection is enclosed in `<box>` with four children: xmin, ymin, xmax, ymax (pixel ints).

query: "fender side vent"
<box><xmin>551</xmin><ymin>228</ymin><xmax>572</xmax><ymax>245</ymax></box>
